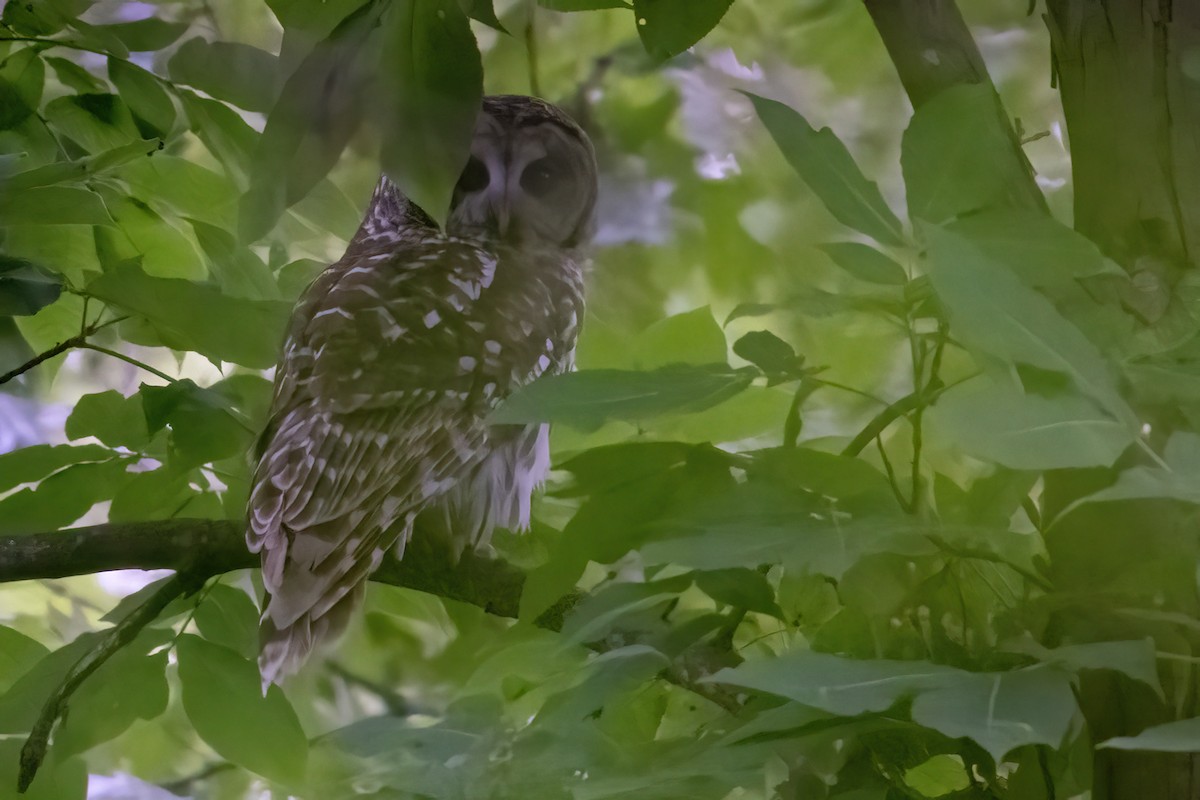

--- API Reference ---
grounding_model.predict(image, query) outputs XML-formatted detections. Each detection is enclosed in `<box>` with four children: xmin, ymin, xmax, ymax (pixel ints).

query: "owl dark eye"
<box><xmin>457</xmin><ymin>156</ymin><xmax>490</xmax><ymax>193</ymax></box>
<box><xmin>520</xmin><ymin>157</ymin><xmax>563</xmax><ymax>198</ymax></box>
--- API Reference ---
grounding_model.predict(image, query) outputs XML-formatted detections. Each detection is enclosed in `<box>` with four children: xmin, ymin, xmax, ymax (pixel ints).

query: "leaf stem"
<box><xmin>78</xmin><ymin>343</ymin><xmax>176</xmax><ymax>384</ymax></box>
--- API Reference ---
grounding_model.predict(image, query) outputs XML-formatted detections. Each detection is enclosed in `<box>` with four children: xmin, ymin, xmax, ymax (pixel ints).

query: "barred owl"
<box><xmin>247</xmin><ymin>96</ymin><xmax>597</xmax><ymax>685</ymax></box>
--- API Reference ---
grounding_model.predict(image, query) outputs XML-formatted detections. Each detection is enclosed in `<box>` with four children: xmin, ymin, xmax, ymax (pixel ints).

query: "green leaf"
<box><xmin>0</xmin><ymin>48</ymin><xmax>46</xmax><ymax>130</ymax></box>
<box><xmin>633</xmin><ymin>306</ymin><xmax>727</xmax><ymax>369</ymax></box>
<box><xmin>538</xmin><ymin>0</ymin><xmax>630</xmax><ymax>9</ymax></box>
<box><xmin>732</xmin><ymin>330</ymin><xmax>801</xmax><ymax>377</ymax></box>
<box><xmin>0</xmin><ymin>458</ymin><xmax>131</xmax><ymax>534</ymax></box>
<box><xmin>0</xmin><ymin>740</ymin><xmax>85</xmax><ymax>800</ymax></box>
<box><xmin>194</xmin><ymin>584</ymin><xmax>261</xmax><ymax>659</ymax></box>
<box><xmin>903</xmin><ymin>754</ymin><xmax>970</xmax><ymax>797</ymax></box>
<box><xmin>45</xmin><ymin>56</ymin><xmax>105</xmax><ymax>93</ymax></box>
<box><xmin>461</xmin><ymin>0</ymin><xmax>507</xmax><ymax>31</ymax></box>
<box><xmin>0</xmin><ymin>443</ymin><xmax>113</xmax><ymax>493</ymax></box>
<box><xmin>177</xmin><ymin>634</ymin><xmax>308</xmax><ymax>785</ymax></box>
<box><xmin>55</xmin><ymin>650</ymin><xmax>170</xmax><ymax>756</ymax></box>
<box><xmin>945</xmin><ymin>211</ymin><xmax>1121</xmax><ymax>287</ymax></box>
<box><xmin>0</xmin><ymin>256</ymin><xmax>63</xmax><ymax>315</ymax></box>
<box><xmin>107</xmin><ymin>466</ymin><xmax>199</xmax><ymax>522</ymax></box>
<box><xmin>0</xmin><ymin>186</ymin><xmax>113</xmax><ymax>226</ymax></box>
<box><xmin>238</xmin><ymin>3</ymin><xmax>380</xmax><ymax>241</ymax></box>
<box><xmin>85</xmin><ymin>262</ymin><xmax>291</xmax><ymax>368</ymax></box>
<box><xmin>930</xmin><ymin>378</ymin><xmax>1134</xmax><ymax>470</ymax></box>
<box><xmin>745</xmin><ymin>92</ymin><xmax>905</xmax><ymax>246</ymax></box>
<box><xmin>66</xmin><ymin>389</ymin><xmax>150</xmax><ymax>448</ymax></box>
<box><xmin>1063</xmin><ymin>432</ymin><xmax>1200</xmax><ymax>513</ymax></box>
<box><xmin>1005</xmin><ymin>637</ymin><xmax>1162</xmax><ymax>699</ymax></box>
<box><xmin>0</xmin><ymin>625</ymin><xmax>49</xmax><ymax>694</ymax></box>
<box><xmin>707</xmin><ymin>651</ymin><xmax>1077</xmax><ymax>762</ymax></box>
<box><xmin>97</xmin><ymin>18</ymin><xmax>190</xmax><ymax>51</ymax></box>
<box><xmin>190</xmin><ymin>220</ymin><xmax>281</xmax><ymax>300</ymax></box>
<box><xmin>633</xmin><ymin>0</ymin><xmax>733</xmax><ymax>61</ymax></box>
<box><xmin>819</xmin><ymin>242</ymin><xmax>908</xmax><ymax>285</ymax></box>
<box><xmin>491</xmin><ymin>364</ymin><xmax>754</xmax><ymax>429</ymax></box>
<box><xmin>923</xmin><ymin>225</ymin><xmax>1136</xmax><ymax>427</ymax></box>
<box><xmin>140</xmin><ymin>379</ymin><xmax>255</xmax><ymax>466</ymax></box>
<box><xmin>108</xmin><ymin>57</ymin><xmax>176</xmax><ymax>137</ymax></box>
<box><xmin>694</xmin><ymin>568</ymin><xmax>783</xmax><ymax>617</ymax></box>
<box><xmin>377</xmin><ymin>0</ymin><xmax>483</xmax><ymax>228</ymax></box>
<box><xmin>168</xmin><ymin>38</ymin><xmax>281</xmax><ymax>113</ymax></box>
<box><xmin>901</xmin><ymin>84</ymin><xmax>1019</xmax><ymax>223</ymax></box>
<box><xmin>3</xmin><ymin>137</ymin><xmax>161</xmax><ymax>191</ymax></box>
<box><xmin>44</xmin><ymin>94</ymin><xmax>142</xmax><ymax>152</ymax></box>
<box><xmin>1101</xmin><ymin>717</ymin><xmax>1200</xmax><ymax>753</ymax></box>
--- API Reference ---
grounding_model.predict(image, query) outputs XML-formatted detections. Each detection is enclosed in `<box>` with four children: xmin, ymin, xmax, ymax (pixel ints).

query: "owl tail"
<box><xmin>258</xmin><ymin>582</ymin><xmax>365</xmax><ymax>692</ymax></box>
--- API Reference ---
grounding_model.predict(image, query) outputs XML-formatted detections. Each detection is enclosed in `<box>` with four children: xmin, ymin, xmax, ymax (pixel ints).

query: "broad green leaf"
<box><xmin>12</xmin><ymin>292</ymin><xmax>87</xmax><ymax>382</ymax></box>
<box><xmin>0</xmin><ymin>443</ymin><xmax>112</xmax><ymax>493</ymax></box>
<box><xmin>694</xmin><ymin>568</ymin><xmax>783</xmax><ymax>617</ymax></box>
<box><xmin>1101</xmin><ymin>717</ymin><xmax>1200</xmax><ymax>753</ymax></box>
<box><xmin>1063</xmin><ymin>432</ymin><xmax>1200</xmax><ymax>514</ymax></box>
<box><xmin>238</xmin><ymin>2</ymin><xmax>381</xmax><ymax>241</ymax></box>
<box><xmin>266</xmin><ymin>0</ymin><xmax>369</xmax><ymax>36</ymax></box>
<box><xmin>2</xmin><ymin>0</ymin><xmax>71</xmax><ymax>35</ymax></box>
<box><xmin>903</xmin><ymin>755</ymin><xmax>970</xmax><ymax>797</ymax></box>
<box><xmin>194</xmin><ymin>584</ymin><xmax>261</xmax><ymax>659</ymax></box>
<box><xmin>945</xmin><ymin>211</ymin><xmax>1121</xmax><ymax>287</ymax></box>
<box><xmin>819</xmin><ymin>242</ymin><xmax>908</xmax><ymax>285</ymax></box>
<box><xmin>177</xmin><ymin>634</ymin><xmax>308</xmax><ymax>785</ymax></box>
<box><xmin>746</xmin><ymin>92</ymin><xmax>905</xmax><ymax>246</ymax></box>
<box><xmin>3</xmin><ymin>137</ymin><xmax>161</xmax><ymax>191</ymax></box>
<box><xmin>0</xmin><ymin>186</ymin><xmax>113</xmax><ymax>226</ymax></box>
<box><xmin>108</xmin><ymin>57</ymin><xmax>176</xmax><ymax>138</ymax></box>
<box><xmin>0</xmin><ymin>625</ymin><xmax>50</xmax><ymax>694</ymax></box>
<box><xmin>0</xmin><ymin>458</ymin><xmax>131</xmax><ymax>534</ymax></box>
<box><xmin>633</xmin><ymin>306</ymin><xmax>727</xmax><ymax>369</ymax></box>
<box><xmin>0</xmin><ymin>740</ymin><xmax>85</xmax><ymax>800</ymax></box>
<box><xmin>902</xmin><ymin>84</ymin><xmax>1022</xmax><ymax>223</ymax></box>
<box><xmin>1004</xmin><ymin>637</ymin><xmax>1162</xmax><ymax>699</ymax></box>
<box><xmin>97</xmin><ymin>18</ymin><xmax>190</xmax><ymax>51</ymax></box>
<box><xmin>45</xmin><ymin>56</ymin><xmax>105</xmax><ymax>93</ymax></box>
<box><xmin>140</xmin><ymin>379</ymin><xmax>255</xmax><ymax>466</ymax></box>
<box><xmin>377</xmin><ymin>0</ymin><xmax>483</xmax><ymax>228</ymax></box>
<box><xmin>107</xmin><ymin>466</ymin><xmax>200</xmax><ymax>522</ymax></box>
<box><xmin>168</xmin><ymin>38</ymin><xmax>281</xmax><ymax>113</ymax></box>
<box><xmin>731</xmin><ymin>330</ymin><xmax>801</xmax><ymax>376</ymax></box>
<box><xmin>191</xmin><ymin>220</ymin><xmax>281</xmax><ymax>300</ymax></box>
<box><xmin>0</xmin><ymin>48</ymin><xmax>45</xmax><ymax>131</ymax></box>
<box><xmin>930</xmin><ymin>379</ymin><xmax>1134</xmax><ymax>470</ymax></box>
<box><xmin>633</xmin><ymin>0</ymin><xmax>733</xmax><ymax>61</ymax></box>
<box><xmin>708</xmin><ymin>651</ymin><xmax>1077</xmax><ymax>762</ymax></box>
<box><xmin>85</xmin><ymin>262</ymin><xmax>291</xmax><ymax>368</ymax></box>
<box><xmin>0</xmin><ymin>256</ymin><xmax>63</xmax><ymax>315</ymax></box>
<box><xmin>96</xmin><ymin>188</ymin><xmax>207</xmax><ymax>280</ymax></box>
<box><xmin>44</xmin><ymin>93</ymin><xmax>142</xmax><ymax>152</ymax></box>
<box><xmin>491</xmin><ymin>364</ymin><xmax>754</xmax><ymax>429</ymax></box>
<box><xmin>182</xmin><ymin>92</ymin><xmax>258</xmax><ymax>183</ymax></box>
<box><xmin>66</xmin><ymin>389</ymin><xmax>150</xmax><ymax>448</ymax></box>
<box><xmin>924</xmin><ymin>225</ymin><xmax>1136</xmax><ymax>427</ymax></box>
<box><xmin>55</xmin><ymin>650</ymin><xmax>169</xmax><ymax>756</ymax></box>
<box><xmin>121</xmin><ymin>155</ymin><xmax>238</xmax><ymax>231</ymax></box>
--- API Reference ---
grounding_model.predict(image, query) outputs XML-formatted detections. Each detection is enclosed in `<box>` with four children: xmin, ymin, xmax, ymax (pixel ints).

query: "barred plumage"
<box><xmin>248</xmin><ymin>96</ymin><xmax>597</xmax><ymax>684</ymax></box>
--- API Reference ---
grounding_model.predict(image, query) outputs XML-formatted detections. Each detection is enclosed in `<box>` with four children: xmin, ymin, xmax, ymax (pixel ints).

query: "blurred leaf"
<box><xmin>745</xmin><ymin>92</ymin><xmax>905</xmax><ymax>246</ymax></box>
<box><xmin>0</xmin><ymin>256</ymin><xmax>63</xmax><ymax>315</ymax></box>
<box><xmin>0</xmin><ymin>740</ymin><xmax>85</xmax><ymax>800</ymax></box>
<box><xmin>85</xmin><ymin>262</ymin><xmax>291</xmax><ymax>368</ymax></box>
<box><xmin>55</xmin><ymin>650</ymin><xmax>169</xmax><ymax>756</ymax></box>
<box><xmin>44</xmin><ymin>56</ymin><xmax>105</xmax><ymax>93</ymax></box>
<box><xmin>819</xmin><ymin>242</ymin><xmax>908</xmax><ymax>285</ymax></box>
<box><xmin>4</xmin><ymin>137</ymin><xmax>161</xmax><ymax>191</ymax></box>
<box><xmin>66</xmin><ymin>389</ymin><xmax>150</xmax><ymax>448</ymax></box>
<box><xmin>461</xmin><ymin>0</ymin><xmax>506</xmax><ymax>31</ymax></box>
<box><xmin>902</xmin><ymin>84</ymin><xmax>1017</xmax><ymax>223</ymax></box>
<box><xmin>377</xmin><ymin>0</ymin><xmax>483</xmax><ymax>228</ymax></box>
<box><xmin>191</xmin><ymin>220</ymin><xmax>281</xmax><ymax>300</ymax></box>
<box><xmin>708</xmin><ymin>652</ymin><xmax>1077</xmax><ymax>762</ymax></box>
<box><xmin>538</xmin><ymin>0</ymin><xmax>629</xmax><ymax>8</ymax></box>
<box><xmin>732</xmin><ymin>330</ymin><xmax>801</xmax><ymax>377</ymax></box>
<box><xmin>633</xmin><ymin>0</ymin><xmax>732</xmax><ymax>61</ymax></box>
<box><xmin>108</xmin><ymin>58</ymin><xmax>176</xmax><ymax>138</ymax></box>
<box><xmin>168</xmin><ymin>38</ymin><xmax>281</xmax><ymax>113</ymax></box>
<box><xmin>633</xmin><ymin>306</ymin><xmax>727</xmax><ymax>369</ymax></box>
<box><xmin>0</xmin><ymin>443</ymin><xmax>112</xmax><ymax>493</ymax></box>
<box><xmin>177</xmin><ymin>634</ymin><xmax>308</xmax><ymax>785</ymax></box>
<box><xmin>1101</xmin><ymin>718</ymin><xmax>1200</xmax><ymax>753</ymax></box>
<box><xmin>924</xmin><ymin>225</ymin><xmax>1136</xmax><ymax>427</ymax></box>
<box><xmin>0</xmin><ymin>625</ymin><xmax>49</xmax><ymax>694</ymax></box>
<box><xmin>1005</xmin><ymin>637</ymin><xmax>1162</xmax><ymax>699</ymax></box>
<box><xmin>44</xmin><ymin>94</ymin><xmax>142</xmax><ymax>152</ymax></box>
<box><xmin>491</xmin><ymin>364</ymin><xmax>754</xmax><ymax>429</ymax></box>
<box><xmin>1063</xmin><ymin>432</ymin><xmax>1200</xmax><ymax>513</ymax></box>
<box><xmin>0</xmin><ymin>186</ymin><xmax>113</xmax><ymax>226</ymax></box>
<box><xmin>1</xmin><ymin>0</ymin><xmax>73</xmax><ymax>35</ymax></box>
<box><xmin>930</xmin><ymin>379</ymin><xmax>1134</xmax><ymax>470</ymax></box>
<box><xmin>98</xmin><ymin>18</ymin><xmax>190</xmax><ymax>51</ymax></box>
<box><xmin>195</xmin><ymin>584</ymin><xmax>261</xmax><ymax>659</ymax></box>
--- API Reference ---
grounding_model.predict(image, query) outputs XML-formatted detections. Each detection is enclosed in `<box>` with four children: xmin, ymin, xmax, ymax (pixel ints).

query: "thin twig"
<box><xmin>0</xmin><ymin>334</ymin><xmax>86</xmax><ymax>386</ymax></box>
<box><xmin>78</xmin><ymin>343</ymin><xmax>176</xmax><ymax>384</ymax></box>
<box><xmin>18</xmin><ymin>571</ymin><xmax>205</xmax><ymax>791</ymax></box>
<box><xmin>840</xmin><ymin>372</ymin><xmax>980</xmax><ymax>458</ymax></box>
<box><xmin>524</xmin><ymin>12</ymin><xmax>541</xmax><ymax>97</ymax></box>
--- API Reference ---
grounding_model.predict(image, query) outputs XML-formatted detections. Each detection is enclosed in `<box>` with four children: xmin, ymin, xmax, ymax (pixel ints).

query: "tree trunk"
<box><xmin>1044</xmin><ymin>3</ymin><xmax>1200</xmax><ymax>798</ymax></box>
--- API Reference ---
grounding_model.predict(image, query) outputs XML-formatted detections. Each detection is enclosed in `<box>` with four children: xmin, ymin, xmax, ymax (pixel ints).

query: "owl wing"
<box><xmin>248</xmin><ymin>238</ymin><xmax>500</xmax><ymax>681</ymax></box>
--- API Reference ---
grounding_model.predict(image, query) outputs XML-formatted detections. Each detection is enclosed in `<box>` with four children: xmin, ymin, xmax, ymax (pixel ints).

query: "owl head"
<box><xmin>446</xmin><ymin>95</ymin><xmax>598</xmax><ymax>249</ymax></box>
